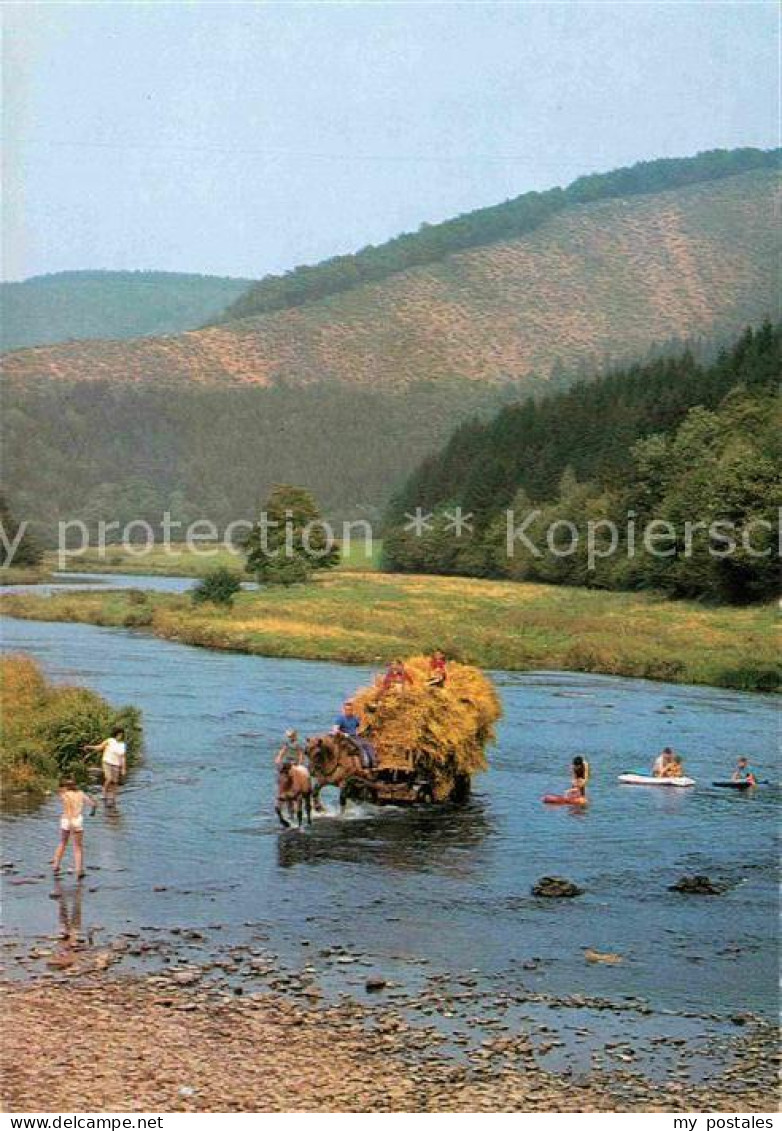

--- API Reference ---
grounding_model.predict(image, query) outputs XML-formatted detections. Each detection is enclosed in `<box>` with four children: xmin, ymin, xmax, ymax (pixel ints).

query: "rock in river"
<box><xmin>669</xmin><ymin>875</ymin><xmax>724</xmax><ymax>895</ymax></box>
<box><xmin>532</xmin><ymin>876</ymin><xmax>584</xmax><ymax>899</ymax></box>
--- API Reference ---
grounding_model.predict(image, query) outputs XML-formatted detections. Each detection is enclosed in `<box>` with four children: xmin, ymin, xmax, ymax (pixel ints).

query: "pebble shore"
<box><xmin>2</xmin><ymin>966</ymin><xmax>778</xmax><ymax>1112</ymax></box>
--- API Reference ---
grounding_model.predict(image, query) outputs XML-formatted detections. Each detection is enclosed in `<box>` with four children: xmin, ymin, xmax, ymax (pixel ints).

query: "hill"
<box><xmin>218</xmin><ymin>147</ymin><xmax>780</xmax><ymax>322</ymax></box>
<box><xmin>4</xmin><ymin>167</ymin><xmax>778</xmax><ymax>390</ymax></box>
<box><xmin>0</xmin><ymin>270</ymin><xmax>253</xmax><ymax>352</ymax></box>
<box><xmin>2</xmin><ymin>154</ymin><xmax>779</xmax><ymax>543</ymax></box>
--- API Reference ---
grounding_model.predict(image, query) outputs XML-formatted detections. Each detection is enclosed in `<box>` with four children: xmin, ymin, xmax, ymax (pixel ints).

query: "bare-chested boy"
<box><xmin>51</xmin><ymin>777</ymin><xmax>97</xmax><ymax>879</ymax></box>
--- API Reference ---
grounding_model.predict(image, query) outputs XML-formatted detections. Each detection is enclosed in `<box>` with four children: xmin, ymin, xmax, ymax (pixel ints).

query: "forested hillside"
<box><xmin>0</xmin><ymin>271</ymin><xmax>252</xmax><ymax>352</ymax></box>
<box><xmin>3</xmin><ymin>152</ymin><xmax>779</xmax><ymax>547</ymax></box>
<box><xmin>2</xmin><ymin>378</ymin><xmax>516</xmax><ymax>542</ymax></box>
<box><xmin>383</xmin><ymin>324</ymin><xmax>781</xmax><ymax>604</ymax></box>
<box><xmin>220</xmin><ymin>148</ymin><xmax>779</xmax><ymax>321</ymax></box>
<box><xmin>4</xmin><ymin>166</ymin><xmax>778</xmax><ymax>390</ymax></box>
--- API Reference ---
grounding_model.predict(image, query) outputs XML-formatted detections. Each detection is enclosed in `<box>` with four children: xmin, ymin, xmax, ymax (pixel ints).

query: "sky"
<box><xmin>3</xmin><ymin>1</ymin><xmax>779</xmax><ymax>282</ymax></box>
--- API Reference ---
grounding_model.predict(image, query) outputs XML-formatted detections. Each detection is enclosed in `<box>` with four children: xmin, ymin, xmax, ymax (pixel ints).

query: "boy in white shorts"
<box><xmin>52</xmin><ymin>777</ymin><xmax>97</xmax><ymax>878</ymax></box>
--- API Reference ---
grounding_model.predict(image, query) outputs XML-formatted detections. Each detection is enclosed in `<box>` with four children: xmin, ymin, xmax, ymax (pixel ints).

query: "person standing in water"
<box><xmin>275</xmin><ymin>729</ymin><xmax>305</xmax><ymax>769</ymax></box>
<box><xmin>51</xmin><ymin>777</ymin><xmax>97</xmax><ymax>879</ymax></box>
<box><xmin>85</xmin><ymin>727</ymin><xmax>126</xmax><ymax>805</ymax></box>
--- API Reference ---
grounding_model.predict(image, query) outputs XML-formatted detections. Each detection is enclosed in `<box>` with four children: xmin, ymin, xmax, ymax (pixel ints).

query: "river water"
<box><xmin>1</xmin><ymin>587</ymin><xmax>778</xmax><ymax>1080</ymax></box>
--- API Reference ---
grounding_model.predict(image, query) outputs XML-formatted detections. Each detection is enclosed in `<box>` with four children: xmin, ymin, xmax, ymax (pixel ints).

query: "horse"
<box><xmin>305</xmin><ymin>733</ymin><xmax>372</xmax><ymax>811</ymax></box>
<box><xmin>275</xmin><ymin>763</ymin><xmax>314</xmax><ymax>828</ymax></box>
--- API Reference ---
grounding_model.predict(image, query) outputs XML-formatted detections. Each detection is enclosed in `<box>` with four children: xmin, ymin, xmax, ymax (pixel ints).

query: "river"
<box><xmin>1</xmin><ymin>581</ymin><xmax>778</xmax><ymax>1081</ymax></box>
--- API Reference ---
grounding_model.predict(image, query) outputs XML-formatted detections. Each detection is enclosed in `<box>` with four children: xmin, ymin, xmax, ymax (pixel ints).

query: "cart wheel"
<box><xmin>450</xmin><ymin>774</ymin><xmax>471</xmax><ymax>804</ymax></box>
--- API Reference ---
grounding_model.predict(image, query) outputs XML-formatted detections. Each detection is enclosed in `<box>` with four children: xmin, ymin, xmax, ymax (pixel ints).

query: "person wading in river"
<box><xmin>275</xmin><ymin>729</ymin><xmax>305</xmax><ymax>769</ymax></box>
<box><xmin>85</xmin><ymin>727</ymin><xmax>126</xmax><ymax>806</ymax></box>
<box><xmin>51</xmin><ymin>777</ymin><xmax>97</xmax><ymax>879</ymax></box>
<box><xmin>732</xmin><ymin>756</ymin><xmax>758</xmax><ymax>785</ymax></box>
<box><xmin>565</xmin><ymin>755</ymin><xmax>590</xmax><ymax>802</ymax></box>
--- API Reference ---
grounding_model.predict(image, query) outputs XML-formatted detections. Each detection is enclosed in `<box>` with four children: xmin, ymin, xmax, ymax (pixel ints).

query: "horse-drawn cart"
<box><xmin>340</xmin><ymin>770</ymin><xmax>436</xmax><ymax>807</ymax></box>
<box><xmin>306</xmin><ymin>656</ymin><xmax>500</xmax><ymax>811</ymax></box>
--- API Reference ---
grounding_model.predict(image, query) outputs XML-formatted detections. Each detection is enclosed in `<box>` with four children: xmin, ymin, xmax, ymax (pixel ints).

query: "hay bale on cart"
<box><xmin>351</xmin><ymin>655</ymin><xmax>501</xmax><ymax>802</ymax></box>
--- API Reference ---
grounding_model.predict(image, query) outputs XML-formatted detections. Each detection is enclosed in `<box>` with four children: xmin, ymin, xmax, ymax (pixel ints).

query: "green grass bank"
<box><xmin>1</xmin><ymin>654</ymin><xmax>142</xmax><ymax>800</ymax></box>
<box><xmin>1</xmin><ymin>573</ymin><xmax>777</xmax><ymax>692</ymax></box>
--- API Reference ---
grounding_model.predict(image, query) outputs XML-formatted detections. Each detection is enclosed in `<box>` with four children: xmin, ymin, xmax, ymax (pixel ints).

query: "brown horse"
<box><xmin>275</xmin><ymin>763</ymin><xmax>313</xmax><ymax>828</ymax></box>
<box><xmin>305</xmin><ymin>734</ymin><xmax>371</xmax><ymax>810</ymax></box>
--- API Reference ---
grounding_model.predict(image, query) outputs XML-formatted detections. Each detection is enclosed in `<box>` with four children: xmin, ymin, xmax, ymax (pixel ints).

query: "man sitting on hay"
<box><xmin>333</xmin><ymin>699</ymin><xmax>377</xmax><ymax>769</ymax></box>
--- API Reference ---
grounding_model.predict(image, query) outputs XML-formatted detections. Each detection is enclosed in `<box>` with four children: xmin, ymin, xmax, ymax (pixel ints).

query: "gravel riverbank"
<box><xmin>2</xmin><ymin>970</ymin><xmax>778</xmax><ymax>1113</ymax></box>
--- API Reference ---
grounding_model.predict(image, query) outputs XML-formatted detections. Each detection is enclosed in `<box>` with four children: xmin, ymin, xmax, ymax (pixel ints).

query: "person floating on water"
<box><xmin>85</xmin><ymin>726</ymin><xmax>126</xmax><ymax>806</ymax></box>
<box><xmin>663</xmin><ymin>751</ymin><xmax>685</xmax><ymax>778</ymax></box>
<box><xmin>334</xmin><ymin>700</ymin><xmax>377</xmax><ymax>769</ymax></box>
<box><xmin>275</xmin><ymin>728</ymin><xmax>305</xmax><ymax>770</ymax></box>
<box><xmin>427</xmin><ymin>650</ymin><xmax>448</xmax><ymax>688</ymax></box>
<box><xmin>652</xmin><ymin>747</ymin><xmax>675</xmax><ymax>777</ymax></box>
<box><xmin>381</xmin><ymin>659</ymin><xmax>413</xmax><ymax>695</ymax></box>
<box><xmin>565</xmin><ymin>755</ymin><xmax>590</xmax><ymax>802</ymax></box>
<box><xmin>732</xmin><ymin>756</ymin><xmax>757</xmax><ymax>786</ymax></box>
<box><xmin>51</xmin><ymin>777</ymin><xmax>97</xmax><ymax>879</ymax></box>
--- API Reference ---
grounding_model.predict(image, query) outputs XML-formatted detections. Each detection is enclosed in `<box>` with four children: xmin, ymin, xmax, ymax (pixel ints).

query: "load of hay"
<box><xmin>351</xmin><ymin>655</ymin><xmax>501</xmax><ymax>801</ymax></box>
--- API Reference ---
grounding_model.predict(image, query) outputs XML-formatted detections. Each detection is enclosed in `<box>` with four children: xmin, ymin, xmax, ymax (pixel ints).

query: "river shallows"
<box><xmin>2</xmin><ymin>609</ymin><xmax>777</xmax><ymax>1016</ymax></box>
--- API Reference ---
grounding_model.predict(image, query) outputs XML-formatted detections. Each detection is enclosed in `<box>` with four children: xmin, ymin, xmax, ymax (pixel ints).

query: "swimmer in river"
<box><xmin>732</xmin><ymin>756</ymin><xmax>757</xmax><ymax>786</ymax></box>
<box><xmin>564</xmin><ymin>755</ymin><xmax>590</xmax><ymax>802</ymax></box>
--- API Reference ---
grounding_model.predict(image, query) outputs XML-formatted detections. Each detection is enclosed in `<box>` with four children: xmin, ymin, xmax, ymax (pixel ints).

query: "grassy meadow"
<box><xmin>0</xmin><ymin>566</ymin><xmax>55</xmax><ymax>586</ymax></box>
<box><xmin>1</xmin><ymin>572</ymin><xmax>777</xmax><ymax>692</ymax></box>
<box><xmin>49</xmin><ymin>539</ymin><xmax>382</xmax><ymax>577</ymax></box>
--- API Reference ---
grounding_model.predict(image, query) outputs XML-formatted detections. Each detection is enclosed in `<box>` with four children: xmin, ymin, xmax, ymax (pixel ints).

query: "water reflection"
<box><xmin>46</xmin><ymin>879</ymin><xmax>86</xmax><ymax>969</ymax></box>
<box><xmin>51</xmin><ymin>879</ymin><xmax>83</xmax><ymax>941</ymax></box>
<box><xmin>277</xmin><ymin>799</ymin><xmax>493</xmax><ymax>874</ymax></box>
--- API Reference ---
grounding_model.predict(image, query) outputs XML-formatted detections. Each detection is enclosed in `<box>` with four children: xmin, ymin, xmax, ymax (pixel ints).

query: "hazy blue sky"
<box><xmin>3</xmin><ymin>2</ymin><xmax>778</xmax><ymax>281</ymax></box>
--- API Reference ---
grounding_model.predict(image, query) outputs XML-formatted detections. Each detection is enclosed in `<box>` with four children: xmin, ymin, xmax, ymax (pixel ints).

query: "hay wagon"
<box><xmin>307</xmin><ymin>656</ymin><xmax>500</xmax><ymax>810</ymax></box>
<box><xmin>339</xmin><ymin>765</ymin><xmax>472</xmax><ymax>807</ymax></box>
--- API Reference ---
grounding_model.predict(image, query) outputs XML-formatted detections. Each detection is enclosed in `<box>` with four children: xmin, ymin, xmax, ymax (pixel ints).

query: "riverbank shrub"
<box><xmin>0</xmin><ymin>654</ymin><xmax>142</xmax><ymax>799</ymax></box>
<box><xmin>0</xmin><ymin>493</ymin><xmax>44</xmax><ymax>569</ymax></box>
<box><xmin>192</xmin><ymin>567</ymin><xmax>242</xmax><ymax>607</ymax></box>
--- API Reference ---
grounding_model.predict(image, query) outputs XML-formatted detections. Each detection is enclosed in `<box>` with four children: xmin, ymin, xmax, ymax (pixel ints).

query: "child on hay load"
<box><xmin>380</xmin><ymin>659</ymin><xmax>413</xmax><ymax>695</ymax></box>
<box><xmin>426</xmin><ymin>650</ymin><xmax>448</xmax><ymax>688</ymax></box>
<box><xmin>351</xmin><ymin>655</ymin><xmax>502</xmax><ymax>801</ymax></box>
